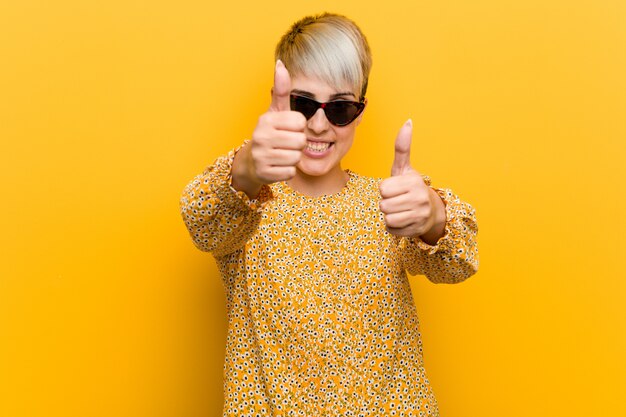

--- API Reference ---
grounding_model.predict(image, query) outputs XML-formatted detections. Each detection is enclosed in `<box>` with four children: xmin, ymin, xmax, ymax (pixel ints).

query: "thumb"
<box><xmin>269</xmin><ymin>59</ymin><xmax>292</xmax><ymax>112</ymax></box>
<box><xmin>391</xmin><ymin>119</ymin><xmax>413</xmax><ymax>176</ymax></box>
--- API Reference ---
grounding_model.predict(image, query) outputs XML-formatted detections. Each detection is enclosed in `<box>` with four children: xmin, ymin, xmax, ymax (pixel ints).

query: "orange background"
<box><xmin>1</xmin><ymin>1</ymin><xmax>625</xmax><ymax>416</ymax></box>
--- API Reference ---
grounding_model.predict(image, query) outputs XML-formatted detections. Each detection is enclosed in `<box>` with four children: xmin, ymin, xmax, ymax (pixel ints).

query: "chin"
<box><xmin>296</xmin><ymin>160</ymin><xmax>335</xmax><ymax>178</ymax></box>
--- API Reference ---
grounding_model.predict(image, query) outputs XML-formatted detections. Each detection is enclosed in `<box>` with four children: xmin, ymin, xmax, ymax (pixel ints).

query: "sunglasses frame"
<box><xmin>289</xmin><ymin>94</ymin><xmax>366</xmax><ymax>127</ymax></box>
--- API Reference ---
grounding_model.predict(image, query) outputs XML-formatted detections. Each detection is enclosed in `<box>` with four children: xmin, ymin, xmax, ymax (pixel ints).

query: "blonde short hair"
<box><xmin>275</xmin><ymin>13</ymin><xmax>372</xmax><ymax>100</ymax></box>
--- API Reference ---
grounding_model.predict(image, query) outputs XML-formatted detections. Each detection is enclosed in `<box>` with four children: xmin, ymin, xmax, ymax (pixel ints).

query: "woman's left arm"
<box><xmin>380</xmin><ymin>121</ymin><xmax>478</xmax><ymax>283</ymax></box>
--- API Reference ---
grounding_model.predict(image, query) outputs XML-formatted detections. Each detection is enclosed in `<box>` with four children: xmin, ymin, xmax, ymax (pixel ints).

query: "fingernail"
<box><xmin>406</xmin><ymin>118</ymin><xmax>413</xmax><ymax>127</ymax></box>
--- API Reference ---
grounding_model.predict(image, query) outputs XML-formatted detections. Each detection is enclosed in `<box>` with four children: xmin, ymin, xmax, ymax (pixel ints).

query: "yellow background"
<box><xmin>1</xmin><ymin>1</ymin><xmax>625</xmax><ymax>416</ymax></box>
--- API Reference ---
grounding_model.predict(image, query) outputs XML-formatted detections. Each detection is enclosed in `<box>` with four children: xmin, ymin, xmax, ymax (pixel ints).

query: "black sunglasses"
<box><xmin>290</xmin><ymin>94</ymin><xmax>365</xmax><ymax>127</ymax></box>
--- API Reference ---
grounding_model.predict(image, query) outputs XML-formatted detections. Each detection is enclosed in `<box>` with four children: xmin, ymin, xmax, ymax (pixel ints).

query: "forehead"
<box><xmin>290</xmin><ymin>73</ymin><xmax>356</xmax><ymax>99</ymax></box>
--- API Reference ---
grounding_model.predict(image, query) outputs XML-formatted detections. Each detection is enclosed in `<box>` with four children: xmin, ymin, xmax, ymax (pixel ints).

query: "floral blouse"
<box><xmin>180</xmin><ymin>144</ymin><xmax>479</xmax><ymax>416</ymax></box>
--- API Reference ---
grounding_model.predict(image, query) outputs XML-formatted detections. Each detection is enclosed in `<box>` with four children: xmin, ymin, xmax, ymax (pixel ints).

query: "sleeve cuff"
<box><xmin>227</xmin><ymin>183</ymin><xmax>273</xmax><ymax>211</ymax></box>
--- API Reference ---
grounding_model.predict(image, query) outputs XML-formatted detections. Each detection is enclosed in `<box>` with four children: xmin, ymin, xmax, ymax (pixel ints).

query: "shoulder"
<box><xmin>347</xmin><ymin>170</ymin><xmax>383</xmax><ymax>202</ymax></box>
<box><xmin>349</xmin><ymin>170</ymin><xmax>381</xmax><ymax>187</ymax></box>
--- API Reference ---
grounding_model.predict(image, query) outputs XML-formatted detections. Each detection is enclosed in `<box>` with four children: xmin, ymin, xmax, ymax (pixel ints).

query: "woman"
<box><xmin>181</xmin><ymin>12</ymin><xmax>479</xmax><ymax>416</ymax></box>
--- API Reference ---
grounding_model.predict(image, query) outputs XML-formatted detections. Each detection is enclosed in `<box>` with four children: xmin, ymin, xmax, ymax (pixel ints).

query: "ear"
<box><xmin>355</xmin><ymin>97</ymin><xmax>368</xmax><ymax>126</ymax></box>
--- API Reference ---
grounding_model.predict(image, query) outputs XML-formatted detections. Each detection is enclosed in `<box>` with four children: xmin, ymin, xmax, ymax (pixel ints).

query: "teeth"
<box><xmin>307</xmin><ymin>141</ymin><xmax>331</xmax><ymax>152</ymax></box>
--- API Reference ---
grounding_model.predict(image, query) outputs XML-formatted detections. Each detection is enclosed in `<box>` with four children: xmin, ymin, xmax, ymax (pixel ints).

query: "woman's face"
<box><xmin>290</xmin><ymin>74</ymin><xmax>366</xmax><ymax>179</ymax></box>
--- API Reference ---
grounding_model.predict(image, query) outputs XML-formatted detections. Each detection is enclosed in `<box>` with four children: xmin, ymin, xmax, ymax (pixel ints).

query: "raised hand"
<box><xmin>379</xmin><ymin>119</ymin><xmax>445</xmax><ymax>239</ymax></box>
<box><xmin>231</xmin><ymin>60</ymin><xmax>307</xmax><ymax>197</ymax></box>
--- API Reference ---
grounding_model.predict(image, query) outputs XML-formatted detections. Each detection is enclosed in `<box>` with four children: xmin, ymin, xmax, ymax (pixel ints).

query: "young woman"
<box><xmin>181</xmin><ymin>13</ymin><xmax>479</xmax><ymax>416</ymax></box>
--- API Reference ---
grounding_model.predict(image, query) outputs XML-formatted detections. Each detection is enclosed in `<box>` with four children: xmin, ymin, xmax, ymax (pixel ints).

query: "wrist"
<box><xmin>419</xmin><ymin>188</ymin><xmax>447</xmax><ymax>245</ymax></box>
<box><xmin>231</xmin><ymin>144</ymin><xmax>262</xmax><ymax>199</ymax></box>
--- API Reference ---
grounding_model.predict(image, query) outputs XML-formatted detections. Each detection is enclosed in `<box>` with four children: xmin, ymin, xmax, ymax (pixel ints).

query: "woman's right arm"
<box><xmin>180</xmin><ymin>61</ymin><xmax>306</xmax><ymax>257</ymax></box>
<box><xmin>180</xmin><ymin>143</ymin><xmax>273</xmax><ymax>257</ymax></box>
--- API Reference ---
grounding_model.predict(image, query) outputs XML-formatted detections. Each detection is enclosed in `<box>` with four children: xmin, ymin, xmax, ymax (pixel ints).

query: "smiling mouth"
<box><xmin>306</xmin><ymin>140</ymin><xmax>333</xmax><ymax>153</ymax></box>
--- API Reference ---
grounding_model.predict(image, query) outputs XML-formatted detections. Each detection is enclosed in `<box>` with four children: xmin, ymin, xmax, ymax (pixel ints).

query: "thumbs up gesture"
<box><xmin>379</xmin><ymin>120</ymin><xmax>447</xmax><ymax>241</ymax></box>
<box><xmin>231</xmin><ymin>60</ymin><xmax>307</xmax><ymax>198</ymax></box>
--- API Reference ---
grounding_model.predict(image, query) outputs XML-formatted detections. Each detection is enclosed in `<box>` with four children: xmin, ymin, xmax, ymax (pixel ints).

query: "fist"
<box><xmin>379</xmin><ymin>119</ymin><xmax>443</xmax><ymax>238</ymax></box>
<box><xmin>248</xmin><ymin>60</ymin><xmax>307</xmax><ymax>184</ymax></box>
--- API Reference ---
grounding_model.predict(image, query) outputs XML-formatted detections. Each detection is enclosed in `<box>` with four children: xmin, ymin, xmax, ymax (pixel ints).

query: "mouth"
<box><xmin>306</xmin><ymin>140</ymin><xmax>334</xmax><ymax>153</ymax></box>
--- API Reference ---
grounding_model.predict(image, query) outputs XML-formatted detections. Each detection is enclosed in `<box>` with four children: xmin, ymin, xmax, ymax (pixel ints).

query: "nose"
<box><xmin>307</xmin><ymin>108</ymin><xmax>330</xmax><ymax>134</ymax></box>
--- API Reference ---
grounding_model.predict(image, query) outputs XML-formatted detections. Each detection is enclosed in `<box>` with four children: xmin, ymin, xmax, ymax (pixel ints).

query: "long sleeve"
<box><xmin>399</xmin><ymin>178</ymin><xmax>479</xmax><ymax>284</ymax></box>
<box><xmin>179</xmin><ymin>144</ymin><xmax>273</xmax><ymax>257</ymax></box>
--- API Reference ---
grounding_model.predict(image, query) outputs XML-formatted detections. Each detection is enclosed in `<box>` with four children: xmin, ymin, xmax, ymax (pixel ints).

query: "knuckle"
<box><xmin>250</xmin><ymin>147</ymin><xmax>264</xmax><ymax>163</ymax></box>
<box><xmin>257</xmin><ymin>166</ymin><xmax>272</xmax><ymax>180</ymax></box>
<box><xmin>295</xmin><ymin>134</ymin><xmax>307</xmax><ymax>149</ymax></box>
<box><xmin>417</xmin><ymin>193</ymin><xmax>430</xmax><ymax>209</ymax></box>
<box><xmin>293</xmin><ymin>112</ymin><xmax>307</xmax><ymax>128</ymax></box>
<box><xmin>408</xmin><ymin>171</ymin><xmax>421</xmax><ymax>180</ymax></box>
<box><xmin>258</xmin><ymin>113</ymin><xmax>271</xmax><ymax>125</ymax></box>
<box><xmin>411</xmin><ymin>188</ymin><xmax>427</xmax><ymax>203</ymax></box>
<box><xmin>252</xmin><ymin>131</ymin><xmax>269</xmax><ymax>147</ymax></box>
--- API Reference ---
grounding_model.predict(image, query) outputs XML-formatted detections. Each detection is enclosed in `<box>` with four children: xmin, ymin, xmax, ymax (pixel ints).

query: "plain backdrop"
<box><xmin>1</xmin><ymin>1</ymin><xmax>625</xmax><ymax>416</ymax></box>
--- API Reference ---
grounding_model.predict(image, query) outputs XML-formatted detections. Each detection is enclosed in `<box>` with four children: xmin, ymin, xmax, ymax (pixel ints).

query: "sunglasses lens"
<box><xmin>290</xmin><ymin>96</ymin><xmax>319</xmax><ymax>119</ymax></box>
<box><xmin>325</xmin><ymin>101</ymin><xmax>361</xmax><ymax>126</ymax></box>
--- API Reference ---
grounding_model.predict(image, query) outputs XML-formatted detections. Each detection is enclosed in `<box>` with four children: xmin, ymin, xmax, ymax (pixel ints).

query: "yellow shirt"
<box><xmin>180</xmin><ymin>144</ymin><xmax>479</xmax><ymax>416</ymax></box>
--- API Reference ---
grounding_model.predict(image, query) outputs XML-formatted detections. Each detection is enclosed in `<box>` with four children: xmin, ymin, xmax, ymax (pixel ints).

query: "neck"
<box><xmin>287</xmin><ymin>165</ymin><xmax>349</xmax><ymax>197</ymax></box>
